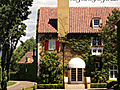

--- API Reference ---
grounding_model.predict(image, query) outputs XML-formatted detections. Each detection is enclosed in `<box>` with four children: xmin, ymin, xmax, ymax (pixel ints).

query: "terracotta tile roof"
<box><xmin>19</xmin><ymin>51</ymin><xmax>34</xmax><ymax>64</ymax></box>
<box><xmin>38</xmin><ymin>7</ymin><xmax>120</xmax><ymax>33</ymax></box>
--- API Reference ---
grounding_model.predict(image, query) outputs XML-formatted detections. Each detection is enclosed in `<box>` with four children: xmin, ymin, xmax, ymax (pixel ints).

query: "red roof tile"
<box><xmin>19</xmin><ymin>51</ymin><xmax>34</xmax><ymax>64</ymax></box>
<box><xmin>38</xmin><ymin>7</ymin><xmax>120</xmax><ymax>33</ymax></box>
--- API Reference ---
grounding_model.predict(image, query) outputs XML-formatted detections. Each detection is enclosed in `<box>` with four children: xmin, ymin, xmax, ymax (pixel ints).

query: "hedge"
<box><xmin>106</xmin><ymin>80</ymin><xmax>117</xmax><ymax>89</ymax></box>
<box><xmin>22</xmin><ymin>85</ymin><xmax>37</xmax><ymax>90</ymax></box>
<box><xmin>91</xmin><ymin>83</ymin><xmax>107</xmax><ymax>88</ymax></box>
<box><xmin>37</xmin><ymin>84</ymin><xmax>63</xmax><ymax>89</ymax></box>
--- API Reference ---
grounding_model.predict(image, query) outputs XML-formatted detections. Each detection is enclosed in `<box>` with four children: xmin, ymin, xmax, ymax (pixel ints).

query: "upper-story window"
<box><xmin>91</xmin><ymin>37</ymin><xmax>103</xmax><ymax>55</ymax></box>
<box><xmin>109</xmin><ymin>65</ymin><xmax>117</xmax><ymax>80</ymax></box>
<box><xmin>92</xmin><ymin>17</ymin><xmax>101</xmax><ymax>28</ymax></box>
<box><xmin>49</xmin><ymin>40</ymin><xmax>56</xmax><ymax>50</ymax></box>
<box><xmin>91</xmin><ymin>37</ymin><xmax>103</xmax><ymax>46</ymax></box>
<box><xmin>45</xmin><ymin>39</ymin><xmax>59</xmax><ymax>51</ymax></box>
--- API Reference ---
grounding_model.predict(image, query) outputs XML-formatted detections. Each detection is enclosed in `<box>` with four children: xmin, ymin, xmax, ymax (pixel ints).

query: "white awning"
<box><xmin>69</xmin><ymin>58</ymin><xmax>85</xmax><ymax>68</ymax></box>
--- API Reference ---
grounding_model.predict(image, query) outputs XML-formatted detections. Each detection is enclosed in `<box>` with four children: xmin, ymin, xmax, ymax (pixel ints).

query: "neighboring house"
<box><xmin>37</xmin><ymin>0</ymin><xmax>119</xmax><ymax>84</ymax></box>
<box><xmin>18</xmin><ymin>51</ymin><xmax>36</xmax><ymax>81</ymax></box>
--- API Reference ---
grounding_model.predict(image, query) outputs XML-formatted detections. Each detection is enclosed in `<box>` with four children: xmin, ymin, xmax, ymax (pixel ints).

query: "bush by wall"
<box><xmin>37</xmin><ymin>84</ymin><xmax>63</xmax><ymax>89</ymax></box>
<box><xmin>91</xmin><ymin>83</ymin><xmax>107</xmax><ymax>88</ymax></box>
<box><xmin>106</xmin><ymin>80</ymin><xmax>117</xmax><ymax>89</ymax></box>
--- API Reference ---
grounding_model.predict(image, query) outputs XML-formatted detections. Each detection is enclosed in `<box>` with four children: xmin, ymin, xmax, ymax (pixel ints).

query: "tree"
<box><xmin>100</xmin><ymin>9</ymin><xmax>120</xmax><ymax>87</ymax></box>
<box><xmin>39</xmin><ymin>53</ymin><xmax>63</xmax><ymax>84</ymax></box>
<box><xmin>10</xmin><ymin>37</ymin><xmax>36</xmax><ymax>71</ymax></box>
<box><xmin>0</xmin><ymin>0</ymin><xmax>33</xmax><ymax>89</ymax></box>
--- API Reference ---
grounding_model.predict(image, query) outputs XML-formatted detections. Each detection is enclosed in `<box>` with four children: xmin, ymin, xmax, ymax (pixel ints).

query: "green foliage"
<box><xmin>91</xmin><ymin>71</ymin><xmax>108</xmax><ymax>83</ymax></box>
<box><xmin>39</xmin><ymin>53</ymin><xmax>63</xmax><ymax>84</ymax></box>
<box><xmin>10</xmin><ymin>59</ymin><xmax>36</xmax><ymax>81</ymax></box>
<box><xmin>23</xmin><ymin>84</ymin><xmax>37</xmax><ymax>90</ymax></box>
<box><xmin>62</xmin><ymin>34</ymin><xmax>91</xmax><ymax>52</ymax></box>
<box><xmin>10</xmin><ymin>37</ymin><xmax>36</xmax><ymax>71</ymax></box>
<box><xmin>91</xmin><ymin>83</ymin><xmax>107</xmax><ymax>88</ymax></box>
<box><xmin>0</xmin><ymin>0</ymin><xmax>33</xmax><ymax>89</ymax></box>
<box><xmin>100</xmin><ymin>8</ymin><xmax>120</xmax><ymax>68</ymax></box>
<box><xmin>37</xmin><ymin>84</ymin><xmax>63</xmax><ymax>89</ymax></box>
<box><xmin>7</xmin><ymin>82</ymin><xmax>16</xmax><ymax>87</ymax></box>
<box><xmin>106</xmin><ymin>80</ymin><xmax>117</xmax><ymax>89</ymax></box>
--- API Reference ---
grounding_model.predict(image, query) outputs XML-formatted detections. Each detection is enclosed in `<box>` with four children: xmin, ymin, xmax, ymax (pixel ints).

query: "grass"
<box><xmin>0</xmin><ymin>82</ymin><xmax>17</xmax><ymax>89</ymax></box>
<box><xmin>7</xmin><ymin>82</ymin><xmax>17</xmax><ymax>87</ymax></box>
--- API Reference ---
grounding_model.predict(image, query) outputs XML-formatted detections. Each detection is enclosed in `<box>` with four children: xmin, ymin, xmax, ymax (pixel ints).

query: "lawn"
<box><xmin>0</xmin><ymin>82</ymin><xmax>17</xmax><ymax>89</ymax></box>
<box><xmin>7</xmin><ymin>82</ymin><xmax>17</xmax><ymax>87</ymax></box>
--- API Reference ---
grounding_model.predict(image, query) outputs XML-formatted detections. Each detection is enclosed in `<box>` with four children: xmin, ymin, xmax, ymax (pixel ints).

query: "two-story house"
<box><xmin>37</xmin><ymin>0</ymin><xmax>119</xmax><ymax>84</ymax></box>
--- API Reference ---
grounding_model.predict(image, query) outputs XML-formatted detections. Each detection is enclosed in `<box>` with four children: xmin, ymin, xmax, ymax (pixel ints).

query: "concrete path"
<box><xmin>7</xmin><ymin>80</ymin><xmax>36</xmax><ymax>90</ymax></box>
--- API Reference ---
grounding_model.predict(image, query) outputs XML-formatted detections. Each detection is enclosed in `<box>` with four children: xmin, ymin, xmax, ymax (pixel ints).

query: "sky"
<box><xmin>18</xmin><ymin>0</ymin><xmax>120</xmax><ymax>47</ymax></box>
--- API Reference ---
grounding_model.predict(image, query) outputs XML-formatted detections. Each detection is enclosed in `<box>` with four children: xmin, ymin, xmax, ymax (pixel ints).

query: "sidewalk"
<box><xmin>7</xmin><ymin>80</ymin><xmax>36</xmax><ymax>90</ymax></box>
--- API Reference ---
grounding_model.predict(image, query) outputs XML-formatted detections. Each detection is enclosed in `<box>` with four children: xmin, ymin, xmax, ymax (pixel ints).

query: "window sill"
<box><xmin>109</xmin><ymin>78</ymin><xmax>117</xmax><ymax>80</ymax></box>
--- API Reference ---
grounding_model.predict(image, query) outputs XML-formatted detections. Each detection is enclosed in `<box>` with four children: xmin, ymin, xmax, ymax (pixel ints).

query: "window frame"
<box><xmin>92</xmin><ymin>17</ymin><xmax>101</xmax><ymax>29</ymax></box>
<box><xmin>48</xmin><ymin>39</ymin><xmax>56</xmax><ymax>50</ymax></box>
<box><xmin>109</xmin><ymin>65</ymin><xmax>118</xmax><ymax>80</ymax></box>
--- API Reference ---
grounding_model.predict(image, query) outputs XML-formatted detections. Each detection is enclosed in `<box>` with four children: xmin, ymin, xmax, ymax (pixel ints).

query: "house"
<box><xmin>37</xmin><ymin>0</ymin><xmax>120</xmax><ymax>84</ymax></box>
<box><xmin>18</xmin><ymin>51</ymin><xmax>36</xmax><ymax>81</ymax></box>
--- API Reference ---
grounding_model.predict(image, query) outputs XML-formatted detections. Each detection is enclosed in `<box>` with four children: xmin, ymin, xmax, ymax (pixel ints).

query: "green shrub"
<box><xmin>91</xmin><ymin>83</ymin><xmax>107</xmax><ymax>88</ymax></box>
<box><xmin>37</xmin><ymin>84</ymin><xmax>63</xmax><ymax>89</ymax></box>
<box><xmin>106</xmin><ymin>80</ymin><xmax>117</xmax><ymax>89</ymax></box>
<box><xmin>10</xmin><ymin>72</ymin><xmax>18</xmax><ymax>80</ymax></box>
<box><xmin>24</xmin><ymin>85</ymin><xmax>37</xmax><ymax>90</ymax></box>
<box><xmin>113</xmin><ymin>84</ymin><xmax>120</xmax><ymax>90</ymax></box>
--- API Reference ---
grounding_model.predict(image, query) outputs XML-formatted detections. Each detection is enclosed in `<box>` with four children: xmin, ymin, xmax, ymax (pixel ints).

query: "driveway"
<box><xmin>7</xmin><ymin>80</ymin><xmax>36</xmax><ymax>90</ymax></box>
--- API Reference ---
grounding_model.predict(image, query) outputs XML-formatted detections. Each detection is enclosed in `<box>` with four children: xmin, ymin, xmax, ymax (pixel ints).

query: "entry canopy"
<box><xmin>69</xmin><ymin>58</ymin><xmax>85</xmax><ymax>68</ymax></box>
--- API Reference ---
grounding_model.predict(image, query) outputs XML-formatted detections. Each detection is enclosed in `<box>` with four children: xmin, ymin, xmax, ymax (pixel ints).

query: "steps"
<box><xmin>67</xmin><ymin>84</ymin><xmax>85</xmax><ymax>89</ymax></box>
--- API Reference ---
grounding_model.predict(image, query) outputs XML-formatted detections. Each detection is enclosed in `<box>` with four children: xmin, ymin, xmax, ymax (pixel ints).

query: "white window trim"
<box><xmin>93</xmin><ymin>19</ymin><xmax>100</xmax><ymax>28</ymax></box>
<box><xmin>48</xmin><ymin>39</ymin><xmax>56</xmax><ymax>50</ymax></box>
<box><xmin>70</xmin><ymin>68</ymin><xmax>84</xmax><ymax>83</ymax></box>
<box><xmin>109</xmin><ymin>65</ymin><xmax>118</xmax><ymax>80</ymax></box>
<box><xmin>91</xmin><ymin>47</ymin><xmax>103</xmax><ymax>55</ymax></box>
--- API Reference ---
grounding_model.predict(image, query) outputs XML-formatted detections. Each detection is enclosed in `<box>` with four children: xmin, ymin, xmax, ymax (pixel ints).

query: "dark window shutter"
<box><xmin>56</xmin><ymin>40</ymin><xmax>59</xmax><ymax>51</ymax></box>
<box><xmin>45</xmin><ymin>41</ymin><xmax>49</xmax><ymax>50</ymax></box>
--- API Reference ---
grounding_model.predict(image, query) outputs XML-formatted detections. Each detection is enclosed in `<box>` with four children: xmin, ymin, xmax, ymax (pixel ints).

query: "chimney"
<box><xmin>58</xmin><ymin>0</ymin><xmax>69</xmax><ymax>37</ymax></box>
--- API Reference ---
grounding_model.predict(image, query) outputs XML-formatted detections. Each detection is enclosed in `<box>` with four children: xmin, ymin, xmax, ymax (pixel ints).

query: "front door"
<box><xmin>70</xmin><ymin>68</ymin><xmax>83</xmax><ymax>83</ymax></box>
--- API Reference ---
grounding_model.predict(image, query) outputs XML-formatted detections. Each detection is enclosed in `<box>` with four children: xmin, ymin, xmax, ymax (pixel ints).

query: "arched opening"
<box><xmin>69</xmin><ymin>58</ymin><xmax>85</xmax><ymax>83</ymax></box>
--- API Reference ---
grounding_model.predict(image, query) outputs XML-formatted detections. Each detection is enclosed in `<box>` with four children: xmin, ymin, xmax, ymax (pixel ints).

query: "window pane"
<box><xmin>49</xmin><ymin>40</ymin><xmax>56</xmax><ymax>50</ymax></box>
<box><xmin>98</xmin><ymin>39</ymin><xmax>102</xmax><ymax>45</ymax></box>
<box><xmin>71</xmin><ymin>68</ymin><xmax>76</xmax><ymax>81</ymax></box>
<box><xmin>98</xmin><ymin>49</ymin><xmax>102</xmax><ymax>53</ymax></box>
<box><xmin>93</xmin><ymin>49</ymin><xmax>96</xmax><ymax>53</ymax></box>
<box><xmin>94</xmin><ymin>20</ymin><xmax>100</xmax><ymax>25</ymax></box>
<box><xmin>110</xmin><ymin>66</ymin><xmax>113</xmax><ymax>70</ymax></box>
<box><xmin>78</xmin><ymin>68</ymin><xmax>82</xmax><ymax>81</ymax></box>
<box><xmin>114</xmin><ymin>66</ymin><xmax>117</xmax><ymax>70</ymax></box>
<box><xmin>115</xmin><ymin>71</ymin><xmax>117</xmax><ymax>78</ymax></box>
<box><xmin>93</xmin><ymin>39</ymin><xmax>96</xmax><ymax>45</ymax></box>
<box><xmin>110</xmin><ymin>71</ymin><xmax>113</xmax><ymax>78</ymax></box>
<box><xmin>95</xmin><ymin>63</ymin><xmax>99</xmax><ymax>69</ymax></box>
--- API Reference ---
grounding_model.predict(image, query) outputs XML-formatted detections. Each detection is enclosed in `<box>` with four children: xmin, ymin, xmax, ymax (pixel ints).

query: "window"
<box><xmin>91</xmin><ymin>37</ymin><xmax>103</xmax><ymax>46</ymax></box>
<box><xmin>91</xmin><ymin>47</ymin><xmax>103</xmax><ymax>55</ymax></box>
<box><xmin>92</xmin><ymin>18</ymin><xmax>101</xmax><ymax>28</ymax></box>
<box><xmin>91</xmin><ymin>37</ymin><xmax>103</xmax><ymax>55</ymax></box>
<box><xmin>49</xmin><ymin>40</ymin><xmax>56</xmax><ymax>50</ymax></box>
<box><xmin>45</xmin><ymin>40</ymin><xmax>59</xmax><ymax>51</ymax></box>
<box><xmin>26</xmin><ymin>57</ymin><xmax>30</xmax><ymax>62</ymax></box>
<box><xmin>95</xmin><ymin>62</ymin><xmax>99</xmax><ymax>70</ymax></box>
<box><xmin>110</xmin><ymin>65</ymin><xmax>118</xmax><ymax>80</ymax></box>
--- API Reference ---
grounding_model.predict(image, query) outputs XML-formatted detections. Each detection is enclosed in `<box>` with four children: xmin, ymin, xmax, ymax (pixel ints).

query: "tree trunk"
<box><xmin>1</xmin><ymin>44</ymin><xmax>9</xmax><ymax>90</ymax></box>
